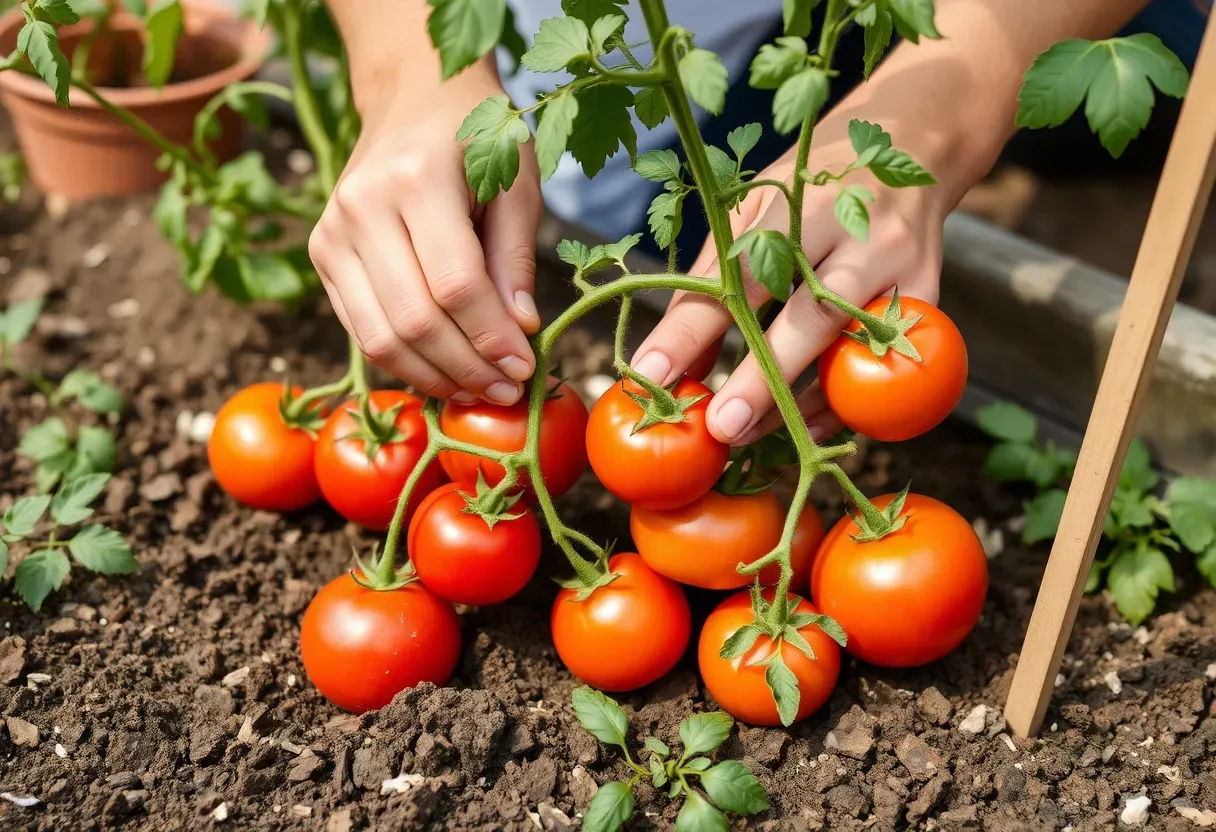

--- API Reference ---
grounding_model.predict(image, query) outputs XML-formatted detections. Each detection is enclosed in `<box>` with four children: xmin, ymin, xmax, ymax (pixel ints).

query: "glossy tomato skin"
<box><xmin>631</xmin><ymin>490</ymin><xmax>823</xmax><ymax>590</ymax></box>
<box><xmin>208</xmin><ymin>382</ymin><xmax>320</xmax><ymax>512</ymax></box>
<box><xmin>300</xmin><ymin>573</ymin><xmax>461</xmax><ymax>713</ymax></box>
<box><xmin>698</xmin><ymin>589</ymin><xmax>840</xmax><ymax>726</ymax></box>
<box><xmin>439</xmin><ymin>382</ymin><xmax>589</xmax><ymax>499</ymax></box>
<box><xmin>586</xmin><ymin>379</ymin><xmax>728</xmax><ymax>511</ymax></box>
<box><xmin>812</xmin><ymin>493</ymin><xmax>987</xmax><ymax>667</ymax></box>
<box><xmin>408</xmin><ymin>483</ymin><xmax>542</xmax><ymax>605</ymax></box>
<box><xmin>551</xmin><ymin>553</ymin><xmax>690</xmax><ymax>691</ymax></box>
<box><xmin>819</xmin><ymin>297</ymin><xmax>967</xmax><ymax>442</ymax></box>
<box><xmin>314</xmin><ymin>390</ymin><xmax>444</xmax><ymax>531</ymax></box>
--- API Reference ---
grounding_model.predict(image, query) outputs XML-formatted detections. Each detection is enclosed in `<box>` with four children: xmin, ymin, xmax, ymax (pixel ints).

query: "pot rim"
<box><xmin>0</xmin><ymin>0</ymin><xmax>273</xmax><ymax>109</ymax></box>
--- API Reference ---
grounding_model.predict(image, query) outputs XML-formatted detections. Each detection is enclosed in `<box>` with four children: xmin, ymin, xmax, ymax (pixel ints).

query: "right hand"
<box><xmin>309</xmin><ymin>66</ymin><xmax>542</xmax><ymax>406</ymax></box>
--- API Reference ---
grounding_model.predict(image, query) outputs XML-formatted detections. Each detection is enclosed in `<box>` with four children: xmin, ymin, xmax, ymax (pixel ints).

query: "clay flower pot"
<box><xmin>0</xmin><ymin>0</ymin><xmax>272</xmax><ymax>201</ymax></box>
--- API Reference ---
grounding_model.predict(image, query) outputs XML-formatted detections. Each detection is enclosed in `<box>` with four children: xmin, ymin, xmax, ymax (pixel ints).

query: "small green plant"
<box><xmin>976</xmin><ymin>401</ymin><xmax>1216</xmax><ymax>623</ymax></box>
<box><xmin>571</xmin><ymin>686</ymin><xmax>769</xmax><ymax>832</ymax></box>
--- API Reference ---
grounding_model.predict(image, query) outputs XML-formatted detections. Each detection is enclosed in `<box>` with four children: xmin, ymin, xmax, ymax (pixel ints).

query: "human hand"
<box><xmin>309</xmin><ymin>65</ymin><xmax>542</xmax><ymax>406</ymax></box>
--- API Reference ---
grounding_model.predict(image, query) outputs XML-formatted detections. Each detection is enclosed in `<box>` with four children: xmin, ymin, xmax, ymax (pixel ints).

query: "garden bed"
<box><xmin>2</xmin><ymin>132</ymin><xmax>1216</xmax><ymax>832</ymax></box>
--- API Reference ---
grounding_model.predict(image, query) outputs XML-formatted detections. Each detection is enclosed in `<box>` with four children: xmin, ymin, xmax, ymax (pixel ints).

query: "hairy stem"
<box><xmin>283</xmin><ymin>0</ymin><xmax>338</xmax><ymax>192</ymax></box>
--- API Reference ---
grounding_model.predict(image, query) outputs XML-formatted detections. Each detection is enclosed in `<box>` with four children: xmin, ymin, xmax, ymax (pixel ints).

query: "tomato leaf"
<box><xmin>675</xmin><ymin>789</ymin><xmax>730</xmax><ymax>832</ymax></box>
<box><xmin>782</xmin><ymin>0</ymin><xmax>816</xmax><ymax>38</ymax></box>
<box><xmin>700</xmin><ymin>760</ymin><xmax>770</xmax><ymax>815</ymax></box>
<box><xmin>649</xmin><ymin>754</ymin><xmax>668</xmax><ymax>787</ymax></box>
<box><xmin>582</xmin><ymin>780</ymin><xmax>635</xmax><ymax>832</ymax></box>
<box><xmin>18</xmin><ymin>418</ymin><xmax>71</xmax><ymax>463</ymax></box>
<box><xmin>1197</xmin><ymin>542</ymin><xmax>1216</xmax><ymax>589</ymax></box>
<box><xmin>773</xmin><ymin>67</ymin><xmax>828</xmax><ymax>134</ymax></box>
<box><xmin>684</xmin><ymin>756</ymin><xmax>712</xmax><ymax>771</ymax></box>
<box><xmin>868</xmin><ymin>147</ymin><xmax>937</xmax><ymax>188</ymax></box>
<box><xmin>862</xmin><ymin>10</ymin><xmax>893</xmax><ymax>78</ymax></box>
<box><xmin>14</xmin><ymin>549</ymin><xmax>70</xmax><ymax>611</ymax></box>
<box><xmin>56</xmin><ymin>369</ymin><xmax>125</xmax><ymax>415</ymax></box>
<box><xmin>634</xmin><ymin>87</ymin><xmax>669</xmax><ymax>129</ymax></box>
<box><xmin>561</xmin><ymin>0</ymin><xmax>629</xmax><ymax>27</ymax></box>
<box><xmin>719</xmin><ymin>624</ymin><xmax>763</xmax><ymax>660</ymax></box>
<box><xmin>522</xmin><ymin>16</ymin><xmax>591</xmax><ymax>72</ymax></box>
<box><xmin>536</xmin><ymin>91</ymin><xmax>579</xmax><ymax>181</ymax></box>
<box><xmin>427</xmin><ymin>0</ymin><xmax>506</xmax><ymax>80</ymax></box>
<box><xmin>727</xmin><ymin>229</ymin><xmax>795</xmax><ymax>302</ymax></box>
<box><xmin>644</xmin><ymin>736</ymin><xmax>670</xmax><ymax>757</ymax></box>
<box><xmin>50</xmin><ymin>473</ymin><xmax>109</xmax><ymax>526</ymax></box>
<box><xmin>18</xmin><ymin>19</ymin><xmax>70</xmax><ymax>106</ymax></box>
<box><xmin>4</xmin><ymin>496</ymin><xmax>52</xmax><ymax>538</ymax></box>
<box><xmin>765</xmin><ymin>653</ymin><xmax>800</xmax><ymax>727</ymax></box>
<box><xmin>557</xmin><ymin>239</ymin><xmax>591</xmax><ymax>270</ymax></box>
<box><xmin>833</xmin><ymin>185</ymin><xmax>874</xmax><ymax>242</ymax></box>
<box><xmin>458</xmin><ymin>95</ymin><xmax>532</xmax><ymax>204</ymax></box>
<box><xmin>726</xmin><ymin>123</ymin><xmax>763</xmax><ymax>166</ymax></box>
<box><xmin>68</xmin><ymin>525</ymin><xmax>138</xmax><ymax>575</ymax></box>
<box><xmin>68</xmin><ymin>426</ymin><xmax>117</xmax><ymax>482</ymax></box>
<box><xmin>647</xmin><ymin>190</ymin><xmax>685</xmax><ymax>250</ymax></box>
<box><xmin>749</xmin><ymin>37</ymin><xmax>808</xmax><ymax>91</ymax></box>
<box><xmin>983</xmin><ymin>442</ymin><xmax>1034</xmax><ymax>483</ymax></box>
<box><xmin>569</xmin><ymin>85</ymin><xmax>637</xmax><ymax>177</ymax></box>
<box><xmin>32</xmin><ymin>0</ymin><xmax>80</xmax><ymax>25</ymax></box>
<box><xmin>634</xmin><ymin>149</ymin><xmax>683</xmax><ymax>183</ymax></box>
<box><xmin>239</xmin><ymin>252</ymin><xmax>309</xmax><ymax>303</ymax></box>
<box><xmin>1</xmin><ymin>298</ymin><xmax>44</xmax><ymax>347</ymax></box>
<box><xmin>590</xmin><ymin>14</ymin><xmax>625</xmax><ymax>55</ymax></box>
<box><xmin>1118</xmin><ymin>439</ymin><xmax>1158</xmax><ymax>493</ymax></box>
<box><xmin>678</xmin><ymin>711</ymin><xmax>733</xmax><ymax>756</ymax></box>
<box><xmin>154</xmin><ymin>179</ymin><xmax>189</xmax><ymax>250</ymax></box>
<box><xmin>1106</xmin><ymin>542</ymin><xmax>1174</xmax><ymax>624</ymax></box>
<box><xmin>679</xmin><ymin>48</ymin><xmax>729</xmax><ymax>116</ymax></box>
<box><xmin>1169</xmin><ymin>502</ymin><xmax>1215</xmax><ymax>554</ymax></box>
<box><xmin>142</xmin><ymin>0</ymin><xmax>183</xmax><ymax>89</ymax></box>
<box><xmin>1023</xmin><ymin>488</ymin><xmax>1067</xmax><ymax>544</ymax></box>
<box><xmin>571</xmin><ymin>686</ymin><xmax>629</xmax><ymax>747</ymax></box>
<box><xmin>0</xmin><ymin>540</ymin><xmax>7</xmax><ymax>577</ymax></box>
<box><xmin>889</xmin><ymin>0</ymin><xmax>941</xmax><ymax>43</ymax></box>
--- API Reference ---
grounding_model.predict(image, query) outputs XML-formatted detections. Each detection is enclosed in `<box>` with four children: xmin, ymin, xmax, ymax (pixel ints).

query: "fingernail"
<box><xmin>514</xmin><ymin>291</ymin><xmax>539</xmax><ymax>322</ymax></box>
<box><xmin>631</xmin><ymin>351</ymin><xmax>671</xmax><ymax>385</ymax></box>
<box><xmin>496</xmin><ymin>355</ymin><xmax>533</xmax><ymax>381</ymax></box>
<box><xmin>450</xmin><ymin>391</ymin><xmax>477</xmax><ymax>404</ymax></box>
<box><xmin>715</xmin><ymin>397</ymin><xmax>754</xmax><ymax>441</ymax></box>
<box><xmin>486</xmin><ymin>381</ymin><xmax>521</xmax><ymax>405</ymax></box>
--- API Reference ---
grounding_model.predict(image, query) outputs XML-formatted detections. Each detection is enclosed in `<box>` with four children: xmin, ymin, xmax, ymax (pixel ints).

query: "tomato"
<box><xmin>551</xmin><ymin>553</ymin><xmax>690</xmax><ymax>691</ymax></box>
<box><xmin>439</xmin><ymin>381</ymin><xmax>589</xmax><ymax>499</ymax></box>
<box><xmin>811</xmin><ymin>493</ymin><xmax>987</xmax><ymax>667</ymax></box>
<box><xmin>408</xmin><ymin>483</ymin><xmax>542</xmax><ymax>605</ymax></box>
<box><xmin>314</xmin><ymin>390</ymin><xmax>444</xmax><ymax>531</ymax></box>
<box><xmin>631</xmin><ymin>490</ymin><xmax>823</xmax><ymax>590</ymax></box>
<box><xmin>818</xmin><ymin>296</ymin><xmax>967</xmax><ymax>442</ymax></box>
<box><xmin>586</xmin><ymin>378</ymin><xmax>728</xmax><ymax>511</ymax></box>
<box><xmin>300</xmin><ymin>573</ymin><xmax>461</xmax><ymax>713</ymax></box>
<box><xmin>698</xmin><ymin>589</ymin><xmax>840</xmax><ymax>726</ymax></box>
<box><xmin>208</xmin><ymin>382</ymin><xmax>320</xmax><ymax>512</ymax></box>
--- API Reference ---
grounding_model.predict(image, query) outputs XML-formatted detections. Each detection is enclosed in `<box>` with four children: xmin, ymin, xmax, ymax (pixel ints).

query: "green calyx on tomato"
<box><xmin>554</xmin><ymin>549</ymin><xmax>621</xmax><ymax>601</ymax></box>
<box><xmin>846</xmin><ymin>482</ymin><xmax>912</xmax><ymax>542</ymax></box>
<box><xmin>349</xmin><ymin>544</ymin><xmax>418</xmax><ymax>592</ymax></box>
<box><xmin>844</xmin><ymin>289</ymin><xmax>924</xmax><ymax>361</ymax></box>
<box><xmin>716</xmin><ymin>430</ymin><xmax>797</xmax><ymax>496</ymax></box>
<box><xmin>336</xmin><ymin>395</ymin><xmax>408</xmax><ymax>460</ymax></box>
<box><xmin>276</xmin><ymin>383</ymin><xmax>330</xmax><ymax>433</ymax></box>
<box><xmin>458</xmin><ymin>469</ymin><xmax>527</xmax><ymax>530</ymax></box>
<box><xmin>624</xmin><ymin>379</ymin><xmax>709</xmax><ymax>434</ymax></box>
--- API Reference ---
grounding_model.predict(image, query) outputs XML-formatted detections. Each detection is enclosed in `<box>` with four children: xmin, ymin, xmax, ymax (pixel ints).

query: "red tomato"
<box><xmin>408</xmin><ymin>483</ymin><xmax>542</xmax><ymax>605</ymax></box>
<box><xmin>439</xmin><ymin>381</ymin><xmax>589</xmax><ymax>499</ymax></box>
<box><xmin>208</xmin><ymin>382</ymin><xmax>320</xmax><ymax>512</ymax></box>
<box><xmin>314</xmin><ymin>390</ymin><xmax>444</xmax><ymax>531</ymax></box>
<box><xmin>698</xmin><ymin>589</ymin><xmax>841</xmax><ymax>726</ymax></box>
<box><xmin>818</xmin><ymin>297</ymin><xmax>967</xmax><ymax>442</ymax></box>
<box><xmin>586</xmin><ymin>378</ymin><xmax>728</xmax><ymax>510</ymax></box>
<box><xmin>631</xmin><ymin>490</ymin><xmax>823</xmax><ymax>590</ymax></box>
<box><xmin>551</xmin><ymin>553</ymin><xmax>690</xmax><ymax>691</ymax></box>
<box><xmin>812</xmin><ymin>493</ymin><xmax>987</xmax><ymax>667</ymax></box>
<box><xmin>300</xmin><ymin>573</ymin><xmax>461</xmax><ymax>713</ymax></box>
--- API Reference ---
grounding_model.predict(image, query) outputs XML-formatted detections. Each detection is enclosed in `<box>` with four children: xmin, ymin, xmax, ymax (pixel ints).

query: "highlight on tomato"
<box><xmin>819</xmin><ymin>292</ymin><xmax>967</xmax><ymax>443</ymax></box>
<box><xmin>439</xmin><ymin>379</ymin><xmax>589</xmax><ymax>499</ymax></box>
<box><xmin>811</xmin><ymin>491</ymin><xmax>988</xmax><ymax>668</ymax></box>
<box><xmin>586</xmin><ymin>377</ymin><xmax>728</xmax><ymax>511</ymax></box>
<box><xmin>208</xmin><ymin>382</ymin><xmax>323</xmax><ymax>513</ymax></box>
<box><xmin>314</xmin><ymin>390</ymin><xmax>444</xmax><ymax>531</ymax></box>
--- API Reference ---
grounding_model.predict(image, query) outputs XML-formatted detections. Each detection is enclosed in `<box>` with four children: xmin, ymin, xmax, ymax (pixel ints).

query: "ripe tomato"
<box><xmin>631</xmin><ymin>490</ymin><xmax>823</xmax><ymax>590</ymax></box>
<box><xmin>812</xmin><ymin>493</ymin><xmax>987</xmax><ymax>667</ymax></box>
<box><xmin>586</xmin><ymin>378</ymin><xmax>728</xmax><ymax>511</ymax></box>
<box><xmin>408</xmin><ymin>483</ymin><xmax>542</xmax><ymax>605</ymax></box>
<box><xmin>208</xmin><ymin>382</ymin><xmax>320</xmax><ymax>512</ymax></box>
<box><xmin>551</xmin><ymin>553</ymin><xmax>690</xmax><ymax>691</ymax></box>
<box><xmin>439</xmin><ymin>381</ymin><xmax>589</xmax><ymax>499</ymax></box>
<box><xmin>818</xmin><ymin>296</ymin><xmax>967</xmax><ymax>442</ymax></box>
<box><xmin>314</xmin><ymin>390</ymin><xmax>444</xmax><ymax>531</ymax></box>
<box><xmin>300</xmin><ymin>573</ymin><xmax>461</xmax><ymax>713</ymax></box>
<box><xmin>698</xmin><ymin>589</ymin><xmax>840</xmax><ymax>726</ymax></box>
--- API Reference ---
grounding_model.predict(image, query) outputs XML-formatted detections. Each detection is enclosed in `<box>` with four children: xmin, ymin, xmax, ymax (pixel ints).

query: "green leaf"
<box><xmin>727</xmin><ymin>229</ymin><xmax>795</xmax><ymax>302</ymax></box>
<box><xmin>590</xmin><ymin>14</ymin><xmax>625</xmax><ymax>55</ymax></box>
<box><xmin>597</xmin><ymin>234</ymin><xmax>641</xmax><ymax>265</ymax></box>
<box><xmin>522</xmin><ymin>16</ymin><xmax>591</xmax><ymax>72</ymax></box>
<box><xmin>644</xmin><ymin>736</ymin><xmax>670</xmax><ymax>757</ymax></box>
<box><xmin>704</xmin><ymin>145</ymin><xmax>738</xmax><ymax>189</ymax></box>
<box><xmin>774</xmin><ymin>68</ymin><xmax>828</xmax><ymax>134</ymax></box>
<box><xmin>36</xmin><ymin>451</ymin><xmax>75</xmax><ymax>495</ymax></box>
<box><xmin>1170</xmin><ymin>502</ymin><xmax>1214</xmax><ymax>553</ymax></box>
<box><xmin>246</xmin><ymin>0</ymin><xmax>269</xmax><ymax>28</ymax></box>
<box><xmin>569</xmin><ymin>84</ymin><xmax>636</xmax><ymax>177</ymax></box>
<box><xmin>1023</xmin><ymin>488</ymin><xmax>1067</xmax><ymax>545</ymax></box>
<box><xmin>210</xmin><ymin>253</ymin><xmax>252</xmax><ymax>304</ymax></box>
<box><xmin>649</xmin><ymin>754</ymin><xmax>668</xmax><ymax>787</ymax></box>
<box><xmin>18</xmin><ymin>19</ymin><xmax>70</xmax><ymax>106</ymax></box>
<box><xmin>17</xmin><ymin>418</ymin><xmax>70</xmax><ymax>463</ymax></box>
<box><xmin>862</xmin><ymin>10</ymin><xmax>893</xmax><ymax>78</ymax></box>
<box><xmin>889</xmin><ymin>0</ymin><xmax>941</xmax><ymax>43</ymax></box>
<box><xmin>457</xmin><ymin>95</ymin><xmax>531</xmax><ymax>204</ymax></box>
<box><xmin>1196</xmin><ymin>542</ymin><xmax>1216</xmax><ymax>588</ymax></box>
<box><xmin>57</xmin><ymin>369</ymin><xmax>125</xmax><ymax>414</ymax></box>
<box><xmin>4</xmin><ymin>495</ymin><xmax>52</xmax><ymax>537</ymax></box>
<box><xmin>0</xmin><ymin>540</ymin><xmax>7</xmax><ymax>577</ymax></box>
<box><xmin>427</xmin><ymin>0</ymin><xmax>507</xmax><ymax>80</ymax></box>
<box><xmin>153</xmin><ymin>180</ymin><xmax>188</xmax><ymax>247</ymax></box>
<box><xmin>634</xmin><ymin>87</ymin><xmax>668</xmax><ymax>130</ymax></box>
<box><xmin>720</xmin><ymin>624</ymin><xmax>763</xmax><ymax>660</ymax></box>
<box><xmin>634</xmin><ymin>149</ymin><xmax>683</xmax><ymax>183</ymax></box>
<box><xmin>675</xmin><ymin>789</ymin><xmax>730</xmax><ymax>832</ymax></box>
<box><xmin>727</xmin><ymin>123</ymin><xmax>762</xmax><ymax>165</ymax></box>
<box><xmin>187</xmin><ymin>224</ymin><xmax>226</xmax><ymax>293</ymax></box>
<box><xmin>0</xmin><ymin>297</ymin><xmax>44</xmax><ymax>346</ymax></box>
<box><xmin>749</xmin><ymin>37</ymin><xmax>808</xmax><ymax>91</ymax></box>
<box><xmin>679</xmin><ymin>711</ymin><xmax>733</xmax><ymax>756</ymax></box>
<box><xmin>68</xmin><ymin>525</ymin><xmax>137</xmax><ymax>575</ymax></box>
<box><xmin>69</xmin><ymin>426</ymin><xmax>117</xmax><ymax>480</ymax></box>
<box><xmin>983</xmin><ymin>442</ymin><xmax>1034</xmax><ymax>483</ymax></box>
<box><xmin>1167</xmin><ymin>478</ymin><xmax>1216</xmax><ymax>511</ymax></box>
<box><xmin>142</xmin><ymin>0</ymin><xmax>183</xmax><ymax>88</ymax></box>
<box><xmin>679</xmin><ymin>49</ymin><xmax>729</xmax><ymax>116</ymax></box>
<box><xmin>224</xmin><ymin>87</ymin><xmax>270</xmax><ymax>133</ymax></box>
<box><xmin>561</xmin><ymin>0</ymin><xmax>629</xmax><ymax>27</ymax></box>
<box><xmin>848</xmin><ymin>119</ymin><xmax>891</xmax><ymax>155</ymax></box>
<box><xmin>238</xmin><ymin>253</ymin><xmax>307</xmax><ymax>302</ymax></box>
<box><xmin>582</xmin><ymin>781</ymin><xmax>635</xmax><ymax>832</ymax></box>
<box><xmin>50</xmin><ymin>472</ymin><xmax>109</xmax><ymax>525</ymax></box>
<box><xmin>647</xmin><ymin>190</ymin><xmax>685</xmax><ymax>250</ymax></box>
<box><xmin>782</xmin><ymin>0</ymin><xmax>817</xmax><ymax>37</ymax></box>
<box><xmin>535</xmin><ymin>92</ymin><xmax>579</xmax><ymax>181</ymax></box>
<box><xmin>765</xmin><ymin>653</ymin><xmax>800</xmax><ymax>727</ymax></box>
<box><xmin>14</xmin><ymin>550</ymin><xmax>70</xmax><ymax>612</ymax></box>
<box><xmin>833</xmin><ymin>184</ymin><xmax>874</xmax><ymax>242</ymax></box>
<box><xmin>1106</xmin><ymin>543</ymin><xmax>1174</xmax><ymax>624</ymax></box>
<box><xmin>498</xmin><ymin>5</ymin><xmax>528</xmax><ymax>71</ymax></box>
<box><xmin>700</xmin><ymin>760</ymin><xmax>770</xmax><ymax>816</ymax></box>
<box><xmin>557</xmin><ymin>239</ymin><xmax>591</xmax><ymax>269</ymax></box>
<box><xmin>974</xmin><ymin>401</ymin><xmax>1038</xmax><ymax>443</ymax></box>
<box><xmin>215</xmin><ymin>151</ymin><xmax>279</xmax><ymax>209</ymax></box>
<box><xmin>1118</xmin><ymin>439</ymin><xmax>1158</xmax><ymax>493</ymax></box>
<box><xmin>868</xmin><ymin>147</ymin><xmax>937</xmax><ymax>188</ymax></box>
<box><xmin>571</xmin><ymin>686</ymin><xmax>629</xmax><ymax>747</ymax></box>
<box><xmin>684</xmin><ymin>757</ymin><xmax>712</xmax><ymax>771</ymax></box>
<box><xmin>33</xmin><ymin>0</ymin><xmax>80</xmax><ymax>25</ymax></box>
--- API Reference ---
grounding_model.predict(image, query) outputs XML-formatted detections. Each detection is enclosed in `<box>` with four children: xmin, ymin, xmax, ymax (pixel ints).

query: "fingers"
<box><xmin>736</xmin><ymin>381</ymin><xmax>844</xmax><ymax>446</ymax></box>
<box><xmin>481</xmin><ymin>153</ymin><xmax>544</xmax><ymax>336</ymax></box>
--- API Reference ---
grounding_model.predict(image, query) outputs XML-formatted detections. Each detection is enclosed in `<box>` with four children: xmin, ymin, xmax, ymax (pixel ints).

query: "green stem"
<box><xmin>194</xmin><ymin>80</ymin><xmax>294</xmax><ymax>161</ymax></box>
<box><xmin>348</xmin><ymin>337</ymin><xmax>369</xmax><ymax>397</ymax></box>
<box><xmin>718</xmin><ymin>178</ymin><xmax>793</xmax><ymax>206</ymax></box>
<box><xmin>795</xmin><ymin>251</ymin><xmax>897</xmax><ymax>340</ymax></box>
<box><xmin>824</xmin><ymin>462</ymin><xmax>890</xmax><ymax>531</ymax></box>
<box><xmin>613</xmin><ymin>36</ymin><xmax>646</xmax><ymax>71</ymax></box>
<box><xmin>613</xmin><ymin>293</ymin><xmax>677</xmax><ymax>409</ymax></box>
<box><xmin>589</xmin><ymin>57</ymin><xmax>666</xmax><ymax>85</ymax></box>
<box><xmin>283</xmin><ymin>0</ymin><xmax>338</xmax><ymax>192</ymax></box>
<box><xmin>378</xmin><ymin>441</ymin><xmax>441</xmax><ymax>585</ymax></box>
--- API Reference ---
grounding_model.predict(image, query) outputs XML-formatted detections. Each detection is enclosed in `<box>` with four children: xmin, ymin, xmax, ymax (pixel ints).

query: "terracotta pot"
<box><xmin>0</xmin><ymin>0</ymin><xmax>271</xmax><ymax>201</ymax></box>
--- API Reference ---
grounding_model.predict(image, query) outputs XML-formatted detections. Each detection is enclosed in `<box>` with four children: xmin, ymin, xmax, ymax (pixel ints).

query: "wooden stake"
<box><xmin>1004</xmin><ymin>19</ymin><xmax>1216</xmax><ymax>738</ymax></box>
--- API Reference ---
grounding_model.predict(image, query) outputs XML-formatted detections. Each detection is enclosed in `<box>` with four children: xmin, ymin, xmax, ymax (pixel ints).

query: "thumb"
<box><xmin>481</xmin><ymin>156</ymin><xmax>544</xmax><ymax>335</ymax></box>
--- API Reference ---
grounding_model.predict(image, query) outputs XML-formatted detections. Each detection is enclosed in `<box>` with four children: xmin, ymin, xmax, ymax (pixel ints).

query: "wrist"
<box><xmin>353</xmin><ymin>55</ymin><xmax>504</xmax><ymax>131</ymax></box>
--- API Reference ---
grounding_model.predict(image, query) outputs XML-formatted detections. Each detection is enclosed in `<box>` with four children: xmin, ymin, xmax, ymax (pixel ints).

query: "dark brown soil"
<box><xmin>3</xmin><ymin>129</ymin><xmax>1216</xmax><ymax>832</ymax></box>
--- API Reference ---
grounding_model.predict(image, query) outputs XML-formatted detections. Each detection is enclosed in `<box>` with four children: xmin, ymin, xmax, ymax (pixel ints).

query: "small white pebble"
<box><xmin>1050</xmin><ymin>723</ymin><xmax>1058</xmax><ymax>732</ymax></box>
<box><xmin>959</xmin><ymin>704</ymin><xmax>987</xmax><ymax>736</ymax></box>
<box><xmin>1</xmin><ymin>792</ymin><xmax>40</xmax><ymax>808</ymax></box>
<box><xmin>1121</xmin><ymin>795</ymin><xmax>1151</xmax><ymax>826</ymax></box>
<box><xmin>380</xmin><ymin>772</ymin><xmax>425</xmax><ymax>795</ymax></box>
<box><xmin>1054</xmin><ymin>673</ymin><xmax>1065</xmax><ymax>688</ymax></box>
<box><xmin>287</xmin><ymin>149</ymin><xmax>315</xmax><ymax>174</ymax></box>
<box><xmin>222</xmin><ymin>667</ymin><xmax>250</xmax><ymax>687</ymax></box>
<box><xmin>189</xmin><ymin>412</ymin><xmax>216</xmax><ymax>444</ymax></box>
<box><xmin>971</xmin><ymin>517</ymin><xmax>1005</xmax><ymax>558</ymax></box>
<box><xmin>175</xmin><ymin>410</ymin><xmax>194</xmax><ymax>438</ymax></box>
<box><xmin>1205</xmin><ymin>663</ymin><xmax>1216</xmax><ymax>681</ymax></box>
<box><xmin>1001</xmin><ymin>734</ymin><xmax>1017</xmax><ymax>753</ymax></box>
<box><xmin>107</xmin><ymin>298</ymin><xmax>140</xmax><ymax>319</ymax></box>
<box><xmin>290</xmin><ymin>806</ymin><xmax>312</xmax><ymax>818</ymax></box>
<box><xmin>1104</xmin><ymin>671</ymin><xmax>1123</xmax><ymax>695</ymax></box>
<box><xmin>167</xmin><ymin>626</ymin><xmax>176</xmax><ymax>634</ymax></box>
<box><xmin>260</xmin><ymin>652</ymin><xmax>273</xmax><ymax>664</ymax></box>
<box><xmin>82</xmin><ymin>242</ymin><xmax>110</xmax><ymax>268</ymax></box>
<box><xmin>53</xmin><ymin>743</ymin><xmax>66</xmax><ymax>758</ymax></box>
<box><xmin>211</xmin><ymin>802</ymin><xmax>229</xmax><ymax>821</ymax></box>
<box><xmin>52</xmin><ymin>726</ymin><xmax>60</xmax><ymax>735</ymax></box>
<box><xmin>1157</xmin><ymin>765</ymin><xmax>1180</xmax><ymax>782</ymax></box>
<box><xmin>1132</xmin><ymin>626</ymin><xmax>1151</xmax><ymax>645</ymax></box>
<box><xmin>1014</xmin><ymin>762</ymin><xmax>1023</xmax><ymax>770</ymax></box>
<box><xmin>272</xmin><ymin>804</ymin><xmax>282</xmax><ymax>813</ymax></box>
<box><xmin>269</xmin><ymin>356</ymin><xmax>288</xmax><ymax>374</ymax></box>
<box><xmin>136</xmin><ymin>347</ymin><xmax>156</xmax><ymax>368</ymax></box>
<box><xmin>1139</xmin><ymin>737</ymin><xmax>1154</xmax><ymax>748</ymax></box>
<box><xmin>98</xmin><ymin>618</ymin><xmax>108</xmax><ymax>626</ymax></box>
<box><xmin>287</xmin><ymin>674</ymin><xmax>297</xmax><ymax>687</ymax></box>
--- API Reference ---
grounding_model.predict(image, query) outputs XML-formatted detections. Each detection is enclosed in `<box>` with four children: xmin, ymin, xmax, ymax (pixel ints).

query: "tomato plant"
<box><xmin>439</xmin><ymin>381</ymin><xmax>589</xmax><ymax>499</ymax></box>
<box><xmin>300</xmin><ymin>571</ymin><xmax>461</xmax><ymax>713</ymax></box>
<box><xmin>812</xmin><ymin>492</ymin><xmax>988</xmax><ymax>667</ymax></box>
<box><xmin>551</xmin><ymin>553</ymin><xmax>690</xmax><ymax>692</ymax></box>
<box><xmin>587</xmin><ymin>378</ymin><xmax>728</xmax><ymax>511</ymax></box>
<box><xmin>819</xmin><ymin>295</ymin><xmax>968</xmax><ymax>443</ymax></box>
<box><xmin>315</xmin><ymin>390</ymin><xmax>444</xmax><ymax>531</ymax></box>
<box><xmin>408</xmin><ymin>481</ymin><xmax>542</xmax><ymax>606</ymax></box>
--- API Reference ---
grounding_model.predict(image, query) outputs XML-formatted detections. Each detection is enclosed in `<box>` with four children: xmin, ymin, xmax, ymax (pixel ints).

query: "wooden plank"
<box><xmin>1004</xmin><ymin>19</ymin><xmax>1216</xmax><ymax>738</ymax></box>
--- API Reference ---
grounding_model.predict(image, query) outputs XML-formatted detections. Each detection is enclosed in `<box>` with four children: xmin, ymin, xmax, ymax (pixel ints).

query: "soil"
<box><xmin>3</xmin><ymin>126</ymin><xmax>1216</xmax><ymax>832</ymax></box>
